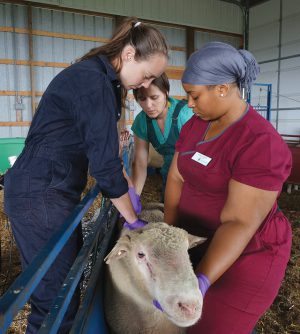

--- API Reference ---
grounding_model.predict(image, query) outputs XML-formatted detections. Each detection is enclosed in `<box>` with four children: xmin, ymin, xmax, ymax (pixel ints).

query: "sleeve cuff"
<box><xmin>101</xmin><ymin>177</ymin><xmax>128</xmax><ymax>198</ymax></box>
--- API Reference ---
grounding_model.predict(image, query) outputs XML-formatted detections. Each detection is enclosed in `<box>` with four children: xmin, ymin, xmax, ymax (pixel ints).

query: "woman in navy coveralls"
<box><xmin>4</xmin><ymin>18</ymin><xmax>168</xmax><ymax>333</ymax></box>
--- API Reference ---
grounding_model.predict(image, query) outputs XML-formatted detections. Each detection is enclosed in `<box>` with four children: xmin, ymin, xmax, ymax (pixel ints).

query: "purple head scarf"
<box><xmin>182</xmin><ymin>41</ymin><xmax>260</xmax><ymax>92</ymax></box>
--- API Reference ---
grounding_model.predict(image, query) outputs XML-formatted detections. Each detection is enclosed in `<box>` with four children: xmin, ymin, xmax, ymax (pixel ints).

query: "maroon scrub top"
<box><xmin>176</xmin><ymin>105</ymin><xmax>292</xmax><ymax>333</ymax></box>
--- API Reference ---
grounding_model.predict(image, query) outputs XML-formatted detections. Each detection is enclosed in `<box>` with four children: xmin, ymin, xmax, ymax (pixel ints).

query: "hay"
<box><xmin>1</xmin><ymin>176</ymin><xmax>300</xmax><ymax>333</ymax></box>
<box><xmin>0</xmin><ymin>189</ymin><xmax>28</xmax><ymax>333</ymax></box>
<box><xmin>256</xmin><ymin>191</ymin><xmax>300</xmax><ymax>334</ymax></box>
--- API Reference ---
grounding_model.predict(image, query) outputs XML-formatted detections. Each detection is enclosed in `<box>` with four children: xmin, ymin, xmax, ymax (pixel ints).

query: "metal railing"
<box><xmin>247</xmin><ymin>83</ymin><xmax>272</xmax><ymax>121</ymax></box>
<box><xmin>0</xmin><ymin>138</ymin><xmax>133</xmax><ymax>333</ymax></box>
<box><xmin>0</xmin><ymin>185</ymin><xmax>118</xmax><ymax>333</ymax></box>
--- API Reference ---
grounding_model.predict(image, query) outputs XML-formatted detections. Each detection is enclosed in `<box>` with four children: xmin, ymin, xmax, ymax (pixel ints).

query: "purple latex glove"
<box><xmin>153</xmin><ymin>299</ymin><xmax>163</xmax><ymax>312</ymax></box>
<box><xmin>128</xmin><ymin>187</ymin><xmax>142</xmax><ymax>215</ymax></box>
<box><xmin>123</xmin><ymin>219</ymin><xmax>148</xmax><ymax>231</ymax></box>
<box><xmin>196</xmin><ymin>273</ymin><xmax>211</xmax><ymax>297</ymax></box>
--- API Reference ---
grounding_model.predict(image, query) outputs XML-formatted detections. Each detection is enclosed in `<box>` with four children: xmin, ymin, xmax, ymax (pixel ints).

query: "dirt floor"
<box><xmin>0</xmin><ymin>174</ymin><xmax>299</xmax><ymax>333</ymax></box>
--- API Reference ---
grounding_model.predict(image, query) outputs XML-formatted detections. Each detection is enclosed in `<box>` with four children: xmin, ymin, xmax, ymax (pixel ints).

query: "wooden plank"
<box><xmin>0</xmin><ymin>26</ymin><xmax>185</xmax><ymax>52</ymax></box>
<box><xmin>173</xmin><ymin>95</ymin><xmax>187</xmax><ymax>100</ymax></box>
<box><xmin>127</xmin><ymin>93</ymin><xmax>186</xmax><ymax>101</ymax></box>
<box><xmin>166</xmin><ymin>66</ymin><xmax>185</xmax><ymax>80</ymax></box>
<box><xmin>0</xmin><ymin>122</ymin><xmax>31</xmax><ymax>126</ymax></box>
<box><xmin>0</xmin><ymin>59</ymin><xmax>185</xmax><ymax>80</ymax></box>
<box><xmin>0</xmin><ymin>59</ymin><xmax>69</xmax><ymax>68</ymax></box>
<box><xmin>170</xmin><ymin>46</ymin><xmax>186</xmax><ymax>52</ymax></box>
<box><xmin>194</xmin><ymin>26</ymin><xmax>243</xmax><ymax>38</ymax></box>
<box><xmin>0</xmin><ymin>26</ymin><xmax>110</xmax><ymax>43</ymax></box>
<box><xmin>0</xmin><ymin>90</ymin><xmax>186</xmax><ymax>100</ymax></box>
<box><xmin>0</xmin><ymin>90</ymin><xmax>43</xmax><ymax>96</ymax></box>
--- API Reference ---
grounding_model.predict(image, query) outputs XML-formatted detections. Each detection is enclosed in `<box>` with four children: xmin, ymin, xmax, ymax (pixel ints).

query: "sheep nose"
<box><xmin>178</xmin><ymin>301</ymin><xmax>197</xmax><ymax>317</ymax></box>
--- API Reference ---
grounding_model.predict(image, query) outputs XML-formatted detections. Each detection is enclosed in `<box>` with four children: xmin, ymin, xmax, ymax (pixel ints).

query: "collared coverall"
<box><xmin>4</xmin><ymin>55</ymin><xmax>128</xmax><ymax>333</ymax></box>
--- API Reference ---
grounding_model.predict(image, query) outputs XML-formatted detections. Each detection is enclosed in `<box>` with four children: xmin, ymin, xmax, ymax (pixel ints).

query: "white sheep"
<box><xmin>104</xmin><ymin>204</ymin><xmax>206</xmax><ymax>334</ymax></box>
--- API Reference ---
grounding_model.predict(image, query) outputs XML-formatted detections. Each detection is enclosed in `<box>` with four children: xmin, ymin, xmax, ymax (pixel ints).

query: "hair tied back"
<box><xmin>133</xmin><ymin>21</ymin><xmax>142</xmax><ymax>28</ymax></box>
<box><xmin>238</xmin><ymin>49</ymin><xmax>260</xmax><ymax>92</ymax></box>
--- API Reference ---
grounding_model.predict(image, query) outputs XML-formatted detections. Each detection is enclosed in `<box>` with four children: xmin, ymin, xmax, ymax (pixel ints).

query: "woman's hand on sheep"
<box><xmin>123</xmin><ymin>219</ymin><xmax>148</xmax><ymax>230</ymax></box>
<box><xmin>196</xmin><ymin>273</ymin><xmax>211</xmax><ymax>297</ymax></box>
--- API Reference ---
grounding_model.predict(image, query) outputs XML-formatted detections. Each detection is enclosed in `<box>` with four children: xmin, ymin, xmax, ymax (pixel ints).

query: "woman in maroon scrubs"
<box><xmin>165</xmin><ymin>42</ymin><xmax>292</xmax><ymax>334</ymax></box>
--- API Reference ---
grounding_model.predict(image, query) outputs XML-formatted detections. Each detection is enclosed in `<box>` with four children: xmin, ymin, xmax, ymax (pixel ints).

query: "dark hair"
<box><xmin>78</xmin><ymin>17</ymin><xmax>168</xmax><ymax>66</ymax></box>
<box><xmin>133</xmin><ymin>72</ymin><xmax>170</xmax><ymax>101</ymax></box>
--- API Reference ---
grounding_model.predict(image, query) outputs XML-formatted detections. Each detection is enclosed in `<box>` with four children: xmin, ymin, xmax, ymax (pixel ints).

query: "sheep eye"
<box><xmin>138</xmin><ymin>252</ymin><xmax>145</xmax><ymax>258</ymax></box>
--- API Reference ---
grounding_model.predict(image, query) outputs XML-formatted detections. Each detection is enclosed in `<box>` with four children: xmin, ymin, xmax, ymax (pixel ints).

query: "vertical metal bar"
<box><xmin>244</xmin><ymin>0</ymin><xmax>250</xmax><ymax>50</ymax></box>
<box><xmin>122</xmin><ymin>146</ymin><xmax>129</xmax><ymax>176</ymax></box>
<box><xmin>246</xmin><ymin>88</ymin><xmax>251</xmax><ymax>104</ymax></box>
<box><xmin>275</xmin><ymin>0</ymin><xmax>282</xmax><ymax>130</ymax></box>
<box><xmin>267</xmin><ymin>84</ymin><xmax>272</xmax><ymax>121</ymax></box>
<box><xmin>27</xmin><ymin>5</ymin><xmax>36</xmax><ymax>116</ymax></box>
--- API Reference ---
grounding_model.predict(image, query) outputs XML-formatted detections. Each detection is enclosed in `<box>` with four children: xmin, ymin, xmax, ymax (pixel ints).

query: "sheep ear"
<box><xmin>188</xmin><ymin>234</ymin><xmax>207</xmax><ymax>249</ymax></box>
<box><xmin>104</xmin><ymin>234</ymin><xmax>131</xmax><ymax>264</ymax></box>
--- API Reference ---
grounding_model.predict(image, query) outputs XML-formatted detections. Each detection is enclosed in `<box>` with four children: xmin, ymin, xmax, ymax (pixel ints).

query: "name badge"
<box><xmin>191</xmin><ymin>152</ymin><xmax>212</xmax><ymax>166</ymax></box>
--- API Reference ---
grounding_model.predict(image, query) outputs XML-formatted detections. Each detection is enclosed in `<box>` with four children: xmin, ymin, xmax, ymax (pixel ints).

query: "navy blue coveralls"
<box><xmin>4</xmin><ymin>55</ymin><xmax>128</xmax><ymax>333</ymax></box>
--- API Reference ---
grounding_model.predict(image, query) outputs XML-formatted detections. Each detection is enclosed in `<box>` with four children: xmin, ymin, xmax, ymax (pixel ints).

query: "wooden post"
<box><xmin>115</xmin><ymin>15</ymin><xmax>125</xmax><ymax>30</ymax></box>
<box><xmin>27</xmin><ymin>5</ymin><xmax>36</xmax><ymax>116</ymax></box>
<box><xmin>186</xmin><ymin>27</ymin><xmax>195</xmax><ymax>60</ymax></box>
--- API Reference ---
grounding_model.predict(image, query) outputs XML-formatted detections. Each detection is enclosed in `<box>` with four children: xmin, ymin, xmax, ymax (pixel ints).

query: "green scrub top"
<box><xmin>131</xmin><ymin>97</ymin><xmax>194</xmax><ymax>196</ymax></box>
<box><xmin>132</xmin><ymin>97</ymin><xmax>193</xmax><ymax>144</ymax></box>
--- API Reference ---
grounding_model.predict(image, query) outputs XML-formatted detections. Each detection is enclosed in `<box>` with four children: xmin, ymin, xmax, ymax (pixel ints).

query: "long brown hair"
<box><xmin>78</xmin><ymin>17</ymin><xmax>168</xmax><ymax>65</ymax></box>
<box><xmin>78</xmin><ymin>17</ymin><xmax>168</xmax><ymax>101</ymax></box>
